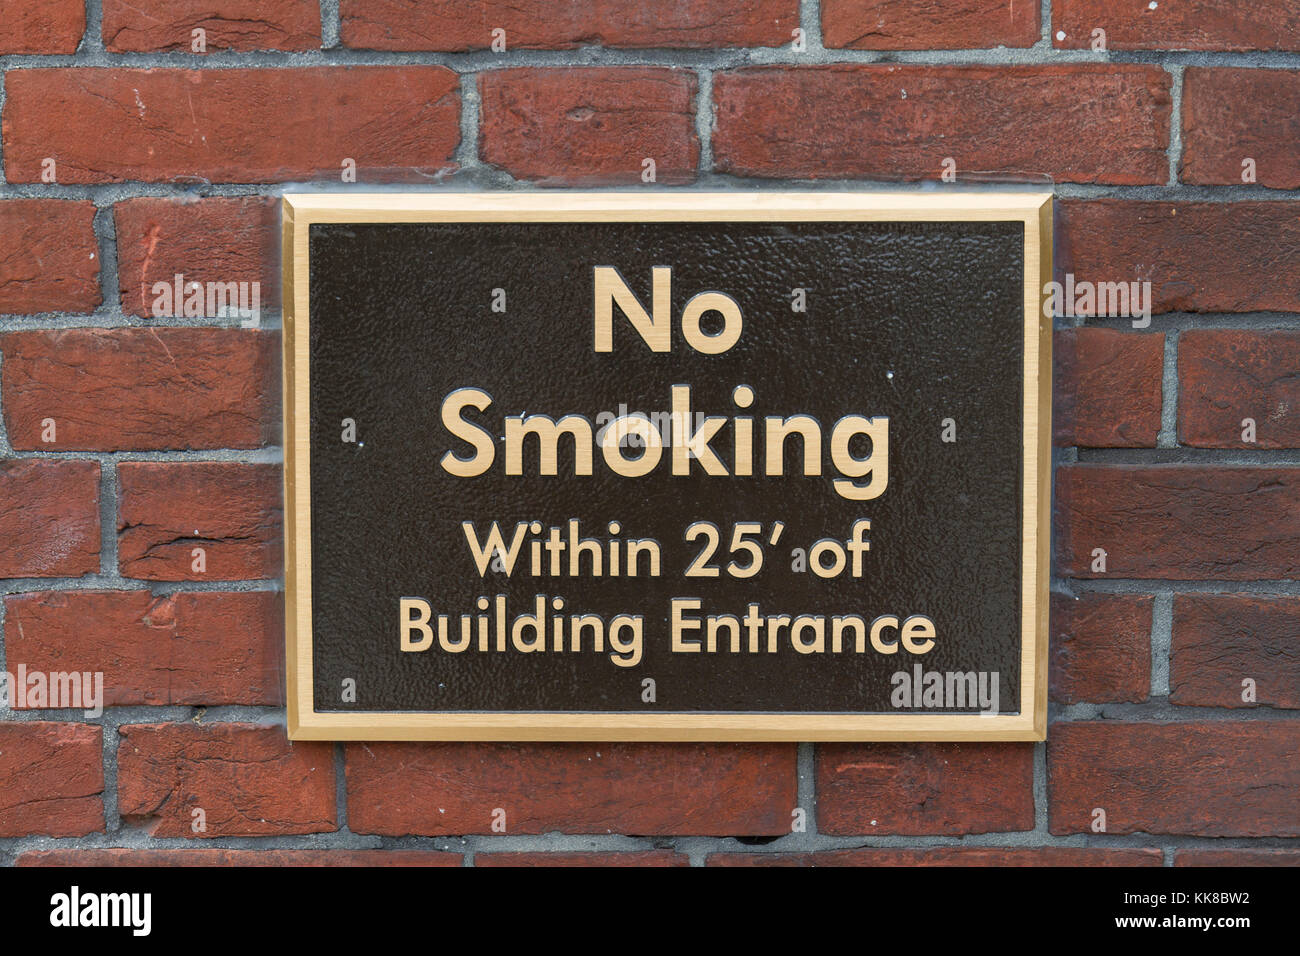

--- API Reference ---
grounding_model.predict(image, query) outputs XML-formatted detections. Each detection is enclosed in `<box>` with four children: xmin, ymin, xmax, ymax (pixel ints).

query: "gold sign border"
<box><xmin>283</xmin><ymin>192</ymin><xmax>1053</xmax><ymax>741</ymax></box>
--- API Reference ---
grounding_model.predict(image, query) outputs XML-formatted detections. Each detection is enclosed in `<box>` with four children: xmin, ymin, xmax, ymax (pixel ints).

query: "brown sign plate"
<box><xmin>283</xmin><ymin>193</ymin><xmax>1052</xmax><ymax>740</ymax></box>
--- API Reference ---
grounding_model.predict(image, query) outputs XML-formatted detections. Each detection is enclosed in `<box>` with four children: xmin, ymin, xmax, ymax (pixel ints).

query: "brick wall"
<box><xmin>1</xmin><ymin>1</ymin><xmax>1297</xmax><ymax>868</ymax></box>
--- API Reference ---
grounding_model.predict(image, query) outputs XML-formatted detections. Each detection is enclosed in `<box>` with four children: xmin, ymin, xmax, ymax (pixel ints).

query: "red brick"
<box><xmin>708</xmin><ymin>848</ymin><xmax>1164</xmax><ymax>866</ymax></box>
<box><xmin>1048</xmin><ymin>721</ymin><xmax>1300</xmax><ymax>836</ymax></box>
<box><xmin>0</xmin><ymin>0</ymin><xmax>84</xmax><ymax>54</ymax></box>
<box><xmin>0</xmin><ymin>460</ymin><xmax>99</xmax><ymax>578</ymax></box>
<box><xmin>2</xmin><ymin>329</ymin><xmax>278</xmax><ymax>452</ymax></box>
<box><xmin>103</xmin><ymin>0</ymin><xmax>320</xmax><ymax>52</ymax></box>
<box><xmin>1179</xmin><ymin>331</ymin><xmax>1300</xmax><ymax>448</ymax></box>
<box><xmin>816</xmin><ymin>743</ymin><xmax>1034</xmax><ymax>835</ymax></box>
<box><xmin>1055</xmin><ymin>0</ymin><xmax>1300</xmax><ymax>51</ymax></box>
<box><xmin>475</xmin><ymin>852</ymin><xmax>687</xmax><ymax>867</ymax></box>
<box><xmin>0</xmin><ymin>723</ymin><xmax>102</xmax><ymax>837</ymax></box>
<box><xmin>5</xmin><ymin>590</ymin><xmax>283</xmax><ymax>707</ymax></box>
<box><xmin>823</xmin><ymin>0</ymin><xmax>1038</xmax><ymax>49</ymax></box>
<box><xmin>1057</xmin><ymin>200</ymin><xmax>1300</xmax><ymax>314</ymax></box>
<box><xmin>1050</xmin><ymin>592</ymin><xmax>1152</xmax><ymax>704</ymax></box>
<box><xmin>712</xmin><ymin>65</ymin><xmax>1169</xmax><ymax>184</ymax></box>
<box><xmin>1054</xmin><ymin>328</ymin><xmax>1164</xmax><ymax>448</ymax></box>
<box><xmin>117</xmin><ymin>462</ymin><xmax>281</xmax><ymax>581</ymax></box>
<box><xmin>1182</xmin><ymin>69</ymin><xmax>1300</xmax><ymax>188</ymax></box>
<box><xmin>115</xmin><ymin>197</ymin><xmax>279</xmax><ymax>317</ymax></box>
<box><xmin>19</xmin><ymin>849</ymin><xmax>459</xmax><ymax>866</ymax></box>
<box><xmin>342</xmin><ymin>0</ymin><xmax>797</xmax><ymax>50</ymax></box>
<box><xmin>1175</xmin><ymin>849</ymin><xmax>1300</xmax><ymax>867</ymax></box>
<box><xmin>2</xmin><ymin>68</ymin><xmax>459</xmax><ymax>184</ymax></box>
<box><xmin>346</xmin><ymin>743</ymin><xmax>797</xmax><ymax>836</ymax></box>
<box><xmin>117</xmin><ymin>723</ymin><xmax>335</xmax><ymax>837</ymax></box>
<box><xmin>1055</xmin><ymin>466</ymin><xmax>1300</xmax><ymax>580</ymax></box>
<box><xmin>1172</xmin><ymin>595</ymin><xmax>1300</xmax><ymax>709</ymax></box>
<box><xmin>479</xmin><ymin>68</ymin><xmax>698</xmax><ymax>186</ymax></box>
<box><xmin>0</xmin><ymin>201</ymin><xmax>100</xmax><ymax>315</ymax></box>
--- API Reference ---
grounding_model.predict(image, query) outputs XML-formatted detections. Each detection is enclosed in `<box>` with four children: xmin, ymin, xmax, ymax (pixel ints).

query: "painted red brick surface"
<box><xmin>817</xmin><ymin>743</ymin><xmax>1035</xmax><ymax>835</ymax></box>
<box><xmin>1054</xmin><ymin>0</ymin><xmax>1300</xmax><ymax>51</ymax></box>
<box><xmin>19</xmin><ymin>849</ymin><xmax>460</xmax><ymax>866</ymax></box>
<box><xmin>1179</xmin><ymin>331</ymin><xmax>1300</xmax><ymax>448</ymax></box>
<box><xmin>3</xmin><ymin>68</ymin><xmax>460</xmax><ymax>183</ymax></box>
<box><xmin>0</xmin><ymin>201</ymin><xmax>100</xmax><ymax>315</ymax></box>
<box><xmin>102</xmin><ymin>0</ymin><xmax>321</xmax><ymax>52</ymax></box>
<box><xmin>0</xmin><ymin>460</ymin><xmax>100</xmax><ymax>578</ymax></box>
<box><xmin>1054</xmin><ymin>328</ymin><xmax>1164</xmax><ymax>447</ymax></box>
<box><xmin>5</xmin><ymin>590</ymin><xmax>283</xmax><ymax>706</ymax></box>
<box><xmin>117</xmin><ymin>724</ymin><xmax>335</xmax><ymax>837</ymax></box>
<box><xmin>1171</xmin><ymin>595</ymin><xmax>1300</xmax><ymax>709</ymax></box>
<box><xmin>346</xmin><ymin>742</ymin><xmax>797</xmax><ymax>836</ymax></box>
<box><xmin>479</xmin><ymin>68</ymin><xmax>699</xmax><ymax>185</ymax></box>
<box><xmin>0</xmin><ymin>0</ymin><xmax>1295</xmax><ymax>869</ymax></box>
<box><xmin>1048</xmin><ymin>722</ymin><xmax>1300</xmax><ymax>836</ymax></box>
<box><xmin>709</xmin><ymin>848</ymin><xmax>1165</xmax><ymax>866</ymax></box>
<box><xmin>2</xmin><ymin>329</ymin><xmax>279</xmax><ymax>451</ymax></box>
<box><xmin>1055</xmin><ymin>466</ymin><xmax>1300</xmax><ymax>579</ymax></box>
<box><xmin>0</xmin><ymin>724</ymin><xmax>103</xmax><ymax>837</ymax></box>
<box><xmin>713</xmin><ymin>65</ymin><xmax>1169</xmax><ymax>183</ymax></box>
<box><xmin>1050</xmin><ymin>592</ymin><xmax>1152</xmax><ymax>704</ymax></box>
<box><xmin>1181</xmin><ymin>69</ymin><xmax>1300</xmax><ymax>188</ymax></box>
<box><xmin>0</xmin><ymin>0</ymin><xmax>84</xmax><ymax>54</ymax></box>
<box><xmin>342</xmin><ymin>0</ymin><xmax>798</xmax><ymax>50</ymax></box>
<box><xmin>1056</xmin><ymin>200</ymin><xmax>1300</xmax><ymax>314</ymax></box>
<box><xmin>823</xmin><ymin>0</ymin><xmax>1039</xmax><ymax>49</ymax></box>
<box><xmin>116</xmin><ymin>462</ymin><xmax>282</xmax><ymax>581</ymax></box>
<box><xmin>114</xmin><ymin>197</ymin><xmax>280</xmax><ymax>317</ymax></box>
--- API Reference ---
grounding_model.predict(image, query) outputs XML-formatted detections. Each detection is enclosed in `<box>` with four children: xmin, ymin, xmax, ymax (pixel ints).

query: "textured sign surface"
<box><xmin>283</xmin><ymin>194</ymin><xmax>1052</xmax><ymax>740</ymax></box>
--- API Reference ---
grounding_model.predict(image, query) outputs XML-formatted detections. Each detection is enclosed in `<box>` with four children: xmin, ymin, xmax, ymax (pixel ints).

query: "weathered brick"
<box><xmin>816</xmin><ymin>743</ymin><xmax>1034</xmax><ymax>835</ymax></box>
<box><xmin>117</xmin><ymin>724</ymin><xmax>335</xmax><ymax>837</ymax></box>
<box><xmin>117</xmin><ymin>462</ymin><xmax>281</xmax><ymax>581</ymax></box>
<box><xmin>2</xmin><ymin>329</ymin><xmax>278</xmax><ymax>452</ymax></box>
<box><xmin>115</xmin><ymin>196</ymin><xmax>279</xmax><ymax>317</ymax></box>
<box><xmin>709</xmin><ymin>848</ymin><xmax>1164</xmax><ymax>866</ymax></box>
<box><xmin>5</xmin><ymin>590</ymin><xmax>283</xmax><ymax>707</ymax></box>
<box><xmin>1048</xmin><ymin>721</ymin><xmax>1300</xmax><ymax>836</ymax></box>
<box><xmin>713</xmin><ymin>65</ymin><xmax>1169</xmax><ymax>184</ymax></box>
<box><xmin>1182</xmin><ymin>69</ymin><xmax>1300</xmax><ymax>188</ymax></box>
<box><xmin>2</xmin><ymin>68</ymin><xmax>459</xmax><ymax>184</ymax></box>
<box><xmin>18</xmin><ymin>849</ymin><xmax>459</xmax><ymax>866</ymax></box>
<box><xmin>0</xmin><ymin>460</ymin><xmax>99</xmax><ymax>578</ymax></box>
<box><xmin>1175</xmin><ymin>849</ymin><xmax>1300</xmax><ymax>866</ymax></box>
<box><xmin>1179</xmin><ymin>331</ymin><xmax>1300</xmax><ymax>448</ymax></box>
<box><xmin>346</xmin><ymin>743</ymin><xmax>797</xmax><ymax>836</ymax></box>
<box><xmin>479</xmin><ymin>68</ymin><xmax>698</xmax><ymax>186</ymax></box>
<box><xmin>0</xmin><ymin>0</ymin><xmax>84</xmax><ymax>54</ymax></box>
<box><xmin>823</xmin><ymin>0</ymin><xmax>1038</xmax><ymax>49</ymax></box>
<box><xmin>1055</xmin><ymin>0</ymin><xmax>1300</xmax><ymax>51</ymax></box>
<box><xmin>1057</xmin><ymin>200</ymin><xmax>1300</xmax><ymax>314</ymax></box>
<box><xmin>103</xmin><ymin>0</ymin><xmax>321</xmax><ymax>52</ymax></box>
<box><xmin>1054</xmin><ymin>328</ymin><xmax>1164</xmax><ymax>448</ymax></box>
<box><xmin>475</xmin><ymin>852</ymin><xmax>688</xmax><ymax>867</ymax></box>
<box><xmin>1050</xmin><ymin>592</ymin><xmax>1152</xmax><ymax>704</ymax></box>
<box><xmin>1172</xmin><ymin>595</ymin><xmax>1300</xmax><ymax>709</ymax></box>
<box><xmin>0</xmin><ymin>201</ymin><xmax>100</xmax><ymax>315</ymax></box>
<box><xmin>342</xmin><ymin>0</ymin><xmax>797</xmax><ymax>50</ymax></box>
<box><xmin>0</xmin><ymin>723</ymin><xmax>102</xmax><ymax>837</ymax></box>
<box><xmin>1055</xmin><ymin>466</ymin><xmax>1300</xmax><ymax>580</ymax></box>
